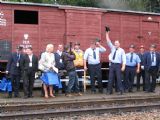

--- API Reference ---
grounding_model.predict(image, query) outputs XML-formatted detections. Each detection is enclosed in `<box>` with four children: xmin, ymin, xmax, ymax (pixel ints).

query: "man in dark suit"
<box><xmin>21</xmin><ymin>47</ymin><xmax>38</xmax><ymax>98</ymax></box>
<box><xmin>137</xmin><ymin>45</ymin><xmax>145</xmax><ymax>91</ymax></box>
<box><xmin>6</xmin><ymin>45</ymin><xmax>24</xmax><ymax>98</ymax></box>
<box><xmin>144</xmin><ymin>44</ymin><xmax>160</xmax><ymax>93</ymax></box>
<box><xmin>55</xmin><ymin>45</ymin><xmax>65</xmax><ymax>72</ymax></box>
<box><xmin>54</xmin><ymin>44</ymin><xmax>66</xmax><ymax>94</ymax></box>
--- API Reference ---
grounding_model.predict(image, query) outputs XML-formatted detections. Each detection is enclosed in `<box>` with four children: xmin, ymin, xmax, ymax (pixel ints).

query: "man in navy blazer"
<box><xmin>6</xmin><ymin>45</ymin><xmax>24</xmax><ymax>98</ymax></box>
<box><xmin>54</xmin><ymin>45</ymin><xmax>66</xmax><ymax>94</ymax></box>
<box><xmin>144</xmin><ymin>44</ymin><xmax>160</xmax><ymax>93</ymax></box>
<box><xmin>21</xmin><ymin>47</ymin><xmax>38</xmax><ymax>98</ymax></box>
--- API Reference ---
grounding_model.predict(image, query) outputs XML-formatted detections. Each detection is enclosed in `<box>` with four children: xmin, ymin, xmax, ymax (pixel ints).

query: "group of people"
<box><xmin>106</xmin><ymin>31</ymin><xmax>160</xmax><ymax>95</ymax></box>
<box><xmin>5</xmin><ymin>30</ymin><xmax>160</xmax><ymax>98</ymax></box>
<box><xmin>6</xmin><ymin>47</ymin><xmax>38</xmax><ymax>98</ymax></box>
<box><xmin>6</xmin><ymin>43</ymin><xmax>84</xmax><ymax>98</ymax></box>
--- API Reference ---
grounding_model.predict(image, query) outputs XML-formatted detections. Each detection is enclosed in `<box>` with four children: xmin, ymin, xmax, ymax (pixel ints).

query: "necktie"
<box><xmin>140</xmin><ymin>54</ymin><xmax>143</xmax><ymax>64</ymax></box>
<box><xmin>130</xmin><ymin>53</ymin><xmax>133</xmax><ymax>62</ymax></box>
<box><xmin>112</xmin><ymin>48</ymin><xmax>117</xmax><ymax>60</ymax></box>
<box><xmin>17</xmin><ymin>53</ymin><xmax>20</xmax><ymax>61</ymax></box>
<box><xmin>151</xmin><ymin>52</ymin><xmax>154</xmax><ymax>62</ymax></box>
<box><xmin>93</xmin><ymin>49</ymin><xmax>96</xmax><ymax>59</ymax></box>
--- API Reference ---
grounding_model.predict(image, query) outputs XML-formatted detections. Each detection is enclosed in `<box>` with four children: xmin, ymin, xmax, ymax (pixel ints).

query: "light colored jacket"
<box><xmin>39</xmin><ymin>52</ymin><xmax>58</xmax><ymax>73</ymax></box>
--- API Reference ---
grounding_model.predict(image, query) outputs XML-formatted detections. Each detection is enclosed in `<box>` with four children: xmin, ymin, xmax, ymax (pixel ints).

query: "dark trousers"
<box><xmin>54</xmin><ymin>70</ymin><xmax>67</xmax><ymax>94</ymax></box>
<box><xmin>23</xmin><ymin>71</ymin><xmax>35</xmax><ymax>97</ymax></box>
<box><xmin>113</xmin><ymin>76</ymin><xmax>118</xmax><ymax>92</ymax></box>
<box><xmin>88</xmin><ymin>64</ymin><xmax>102</xmax><ymax>92</ymax></box>
<box><xmin>9</xmin><ymin>74</ymin><xmax>20</xmax><ymax>96</ymax></box>
<box><xmin>108</xmin><ymin>63</ymin><xmax>123</xmax><ymax>93</ymax></box>
<box><xmin>124</xmin><ymin>66</ymin><xmax>136</xmax><ymax>91</ymax></box>
<box><xmin>145</xmin><ymin>67</ymin><xmax>158</xmax><ymax>92</ymax></box>
<box><xmin>66</xmin><ymin>70</ymin><xmax>80</xmax><ymax>93</ymax></box>
<box><xmin>54</xmin><ymin>75</ymin><xmax>67</xmax><ymax>94</ymax></box>
<box><xmin>137</xmin><ymin>70</ymin><xmax>145</xmax><ymax>91</ymax></box>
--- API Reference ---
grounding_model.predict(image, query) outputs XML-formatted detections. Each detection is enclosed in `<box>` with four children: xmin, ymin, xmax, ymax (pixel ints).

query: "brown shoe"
<box><xmin>65</xmin><ymin>94</ymin><xmax>72</xmax><ymax>97</ymax></box>
<box><xmin>75</xmin><ymin>92</ymin><xmax>82</xmax><ymax>96</ymax></box>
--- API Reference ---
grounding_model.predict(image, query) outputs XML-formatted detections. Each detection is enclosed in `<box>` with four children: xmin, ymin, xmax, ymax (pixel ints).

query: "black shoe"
<box><xmin>117</xmin><ymin>91</ymin><xmax>123</xmax><ymax>95</ymax></box>
<box><xmin>128</xmin><ymin>89</ymin><xmax>133</xmax><ymax>93</ymax></box>
<box><xmin>80</xmin><ymin>89</ymin><xmax>84</xmax><ymax>92</ymax></box>
<box><xmin>7</xmin><ymin>94</ymin><xmax>12</xmax><ymax>98</ymax></box>
<box><xmin>145</xmin><ymin>91</ymin><xmax>150</xmax><ymax>93</ymax></box>
<box><xmin>24</xmin><ymin>96</ymin><xmax>29</xmax><ymax>99</ymax></box>
<box><xmin>15</xmin><ymin>94</ymin><xmax>21</xmax><ymax>98</ymax></box>
<box><xmin>14</xmin><ymin>96</ymin><xmax>19</xmax><ymax>98</ymax></box>
<box><xmin>29</xmin><ymin>95</ymin><xmax>34</xmax><ymax>98</ymax></box>
<box><xmin>124</xmin><ymin>89</ymin><xmax>128</xmax><ymax>93</ymax></box>
<box><xmin>91</xmin><ymin>90</ymin><xmax>96</xmax><ymax>94</ymax></box>
<box><xmin>8</xmin><ymin>92</ymin><xmax>12</xmax><ymax>98</ymax></box>
<box><xmin>107</xmin><ymin>91</ymin><xmax>113</xmax><ymax>95</ymax></box>
<box><xmin>99</xmin><ymin>89</ymin><xmax>103</xmax><ymax>94</ymax></box>
<box><xmin>150</xmin><ymin>90</ymin><xmax>156</xmax><ymax>93</ymax></box>
<box><xmin>28</xmin><ymin>94</ymin><xmax>34</xmax><ymax>98</ymax></box>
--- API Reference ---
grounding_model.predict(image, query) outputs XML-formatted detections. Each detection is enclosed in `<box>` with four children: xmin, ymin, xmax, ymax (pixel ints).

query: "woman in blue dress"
<box><xmin>39</xmin><ymin>44</ymin><xmax>61</xmax><ymax>98</ymax></box>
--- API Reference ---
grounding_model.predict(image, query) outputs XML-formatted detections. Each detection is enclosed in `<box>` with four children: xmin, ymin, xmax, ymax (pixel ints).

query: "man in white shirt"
<box><xmin>84</xmin><ymin>39</ymin><xmax>106</xmax><ymax>93</ymax></box>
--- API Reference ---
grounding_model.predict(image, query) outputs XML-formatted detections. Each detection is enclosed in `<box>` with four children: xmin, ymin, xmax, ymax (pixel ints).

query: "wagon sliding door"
<box><xmin>141</xmin><ymin>20</ymin><xmax>159</xmax><ymax>50</ymax></box>
<box><xmin>13</xmin><ymin>9</ymin><xmax>39</xmax><ymax>55</ymax></box>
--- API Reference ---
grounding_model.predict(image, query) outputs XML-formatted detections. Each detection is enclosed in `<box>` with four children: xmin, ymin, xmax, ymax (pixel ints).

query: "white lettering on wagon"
<box><xmin>22</xmin><ymin>34</ymin><xmax>32</xmax><ymax>52</ymax></box>
<box><xmin>0</xmin><ymin>11</ymin><xmax>7</xmax><ymax>26</ymax></box>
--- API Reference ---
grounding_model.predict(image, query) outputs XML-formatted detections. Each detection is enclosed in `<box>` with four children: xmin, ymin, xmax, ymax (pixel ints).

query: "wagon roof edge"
<box><xmin>0</xmin><ymin>1</ymin><xmax>160</xmax><ymax>16</ymax></box>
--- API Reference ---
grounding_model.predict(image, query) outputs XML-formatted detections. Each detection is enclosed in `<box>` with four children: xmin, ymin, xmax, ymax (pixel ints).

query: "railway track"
<box><xmin>0</xmin><ymin>95</ymin><xmax>160</xmax><ymax>119</ymax></box>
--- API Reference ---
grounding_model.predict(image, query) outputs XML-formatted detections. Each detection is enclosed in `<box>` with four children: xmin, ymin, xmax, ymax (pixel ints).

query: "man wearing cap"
<box><xmin>106</xmin><ymin>32</ymin><xmax>126</xmax><ymax>95</ymax></box>
<box><xmin>124</xmin><ymin>44</ymin><xmax>141</xmax><ymax>92</ymax></box>
<box><xmin>62</xmin><ymin>44</ymin><xmax>82</xmax><ymax>97</ymax></box>
<box><xmin>84</xmin><ymin>39</ymin><xmax>106</xmax><ymax>93</ymax></box>
<box><xmin>73</xmin><ymin>42</ymin><xmax>84</xmax><ymax>92</ymax></box>
<box><xmin>137</xmin><ymin>45</ymin><xmax>145</xmax><ymax>91</ymax></box>
<box><xmin>6</xmin><ymin>45</ymin><xmax>24</xmax><ymax>98</ymax></box>
<box><xmin>144</xmin><ymin>44</ymin><xmax>160</xmax><ymax>93</ymax></box>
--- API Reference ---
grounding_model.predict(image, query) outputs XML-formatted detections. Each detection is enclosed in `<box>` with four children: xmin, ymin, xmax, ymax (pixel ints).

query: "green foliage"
<box><xmin>147</xmin><ymin>0</ymin><xmax>160</xmax><ymax>12</ymax></box>
<box><xmin>55</xmin><ymin>0</ymin><xmax>99</xmax><ymax>7</ymax></box>
<box><xmin>5</xmin><ymin>0</ymin><xmax>160</xmax><ymax>12</ymax></box>
<box><xmin>119</xmin><ymin>0</ymin><xmax>160</xmax><ymax>12</ymax></box>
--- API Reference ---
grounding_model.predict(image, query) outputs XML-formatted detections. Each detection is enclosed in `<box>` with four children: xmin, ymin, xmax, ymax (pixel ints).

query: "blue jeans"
<box><xmin>66</xmin><ymin>70</ymin><xmax>80</xmax><ymax>93</ymax></box>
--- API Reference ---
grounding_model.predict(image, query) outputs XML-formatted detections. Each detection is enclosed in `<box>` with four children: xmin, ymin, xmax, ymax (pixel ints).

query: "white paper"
<box><xmin>141</xmin><ymin>66</ymin><xmax>144</xmax><ymax>70</ymax></box>
<box><xmin>29</xmin><ymin>62</ymin><xmax>32</xmax><ymax>67</ymax></box>
<box><xmin>59</xmin><ymin>59</ymin><xmax>62</xmax><ymax>63</ymax></box>
<box><xmin>52</xmin><ymin>66</ymin><xmax>58</xmax><ymax>73</ymax></box>
<box><xmin>16</xmin><ymin>62</ymin><xmax>19</xmax><ymax>67</ymax></box>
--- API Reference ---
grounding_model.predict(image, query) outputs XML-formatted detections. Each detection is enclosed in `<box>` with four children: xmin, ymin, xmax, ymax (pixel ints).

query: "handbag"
<box><xmin>38</xmin><ymin>60</ymin><xmax>46</xmax><ymax>72</ymax></box>
<box><xmin>7</xmin><ymin>80</ymin><xmax>12</xmax><ymax>92</ymax></box>
<box><xmin>0</xmin><ymin>78</ymin><xmax>8</xmax><ymax>91</ymax></box>
<box><xmin>41</xmin><ymin>71</ymin><xmax>59</xmax><ymax>85</ymax></box>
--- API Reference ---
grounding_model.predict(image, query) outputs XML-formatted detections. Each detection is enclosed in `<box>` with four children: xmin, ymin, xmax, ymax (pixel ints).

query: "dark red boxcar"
<box><xmin>0</xmin><ymin>1</ymin><xmax>160</xmax><ymax>66</ymax></box>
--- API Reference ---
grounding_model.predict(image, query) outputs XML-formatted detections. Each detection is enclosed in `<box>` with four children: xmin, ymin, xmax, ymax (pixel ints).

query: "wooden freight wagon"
<box><xmin>0</xmin><ymin>1</ymin><xmax>160</xmax><ymax>71</ymax></box>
